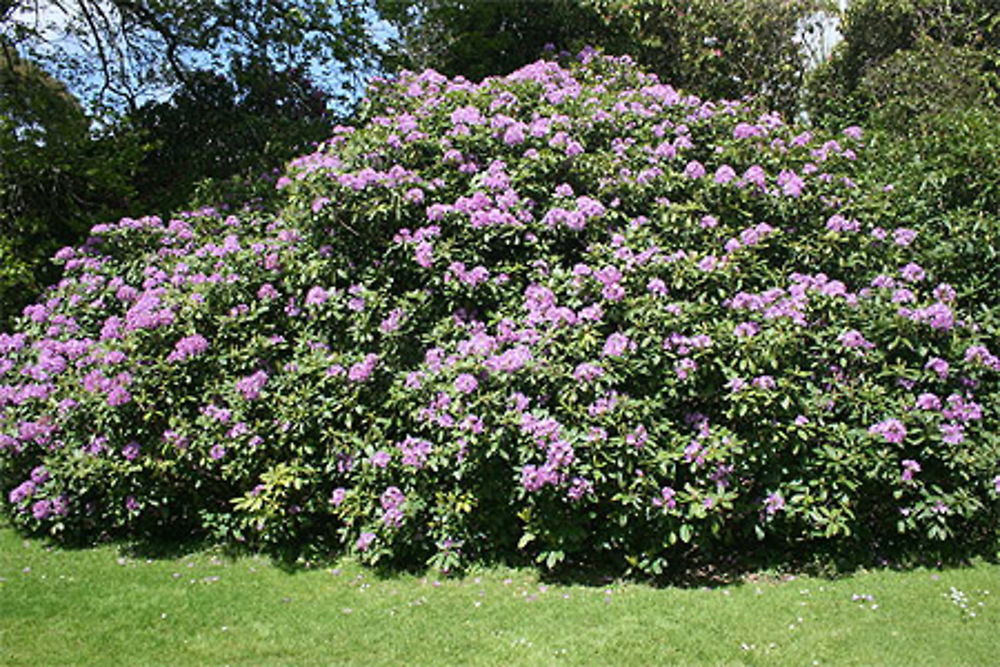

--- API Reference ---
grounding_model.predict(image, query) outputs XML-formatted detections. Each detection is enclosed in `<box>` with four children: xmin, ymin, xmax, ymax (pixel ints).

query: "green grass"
<box><xmin>2</xmin><ymin>526</ymin><xmax>998</xmax><ymax>665</ymax></box>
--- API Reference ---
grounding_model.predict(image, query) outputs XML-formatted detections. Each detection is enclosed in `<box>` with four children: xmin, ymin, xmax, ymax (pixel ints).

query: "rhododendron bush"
<box><xmin>2</xmin><ymin>51</ymin><xmax>999</xmax><ymax>574</ymax></box>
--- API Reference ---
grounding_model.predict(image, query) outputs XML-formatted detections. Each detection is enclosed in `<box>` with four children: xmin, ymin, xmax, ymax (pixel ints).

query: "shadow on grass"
<box><xmin>533</xmin><ymin>536</ymin><xmax>1000</xmax><ymax>590</ymax></box>
<box><xmin>3</xmin><ymin>514</ymin><xmax>997</xmax><ymax>588</ymax></box>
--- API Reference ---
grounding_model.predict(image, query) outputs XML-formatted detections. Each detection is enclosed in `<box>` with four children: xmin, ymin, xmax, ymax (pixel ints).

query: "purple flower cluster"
<box><xmin>901</xmin><ymin>459</ymin><xmax>921</xmax><ymax>482</ymax></box>
<box><xmin>168</xmin><ymin>334</ymin><xmax>209</xmax><ymax>362</ymax></box>
<box><xmin>380</xmin><ymin>486</ymin><xmax>407</xmax><ymax>527</ymax></box>
<box><xmin>235</xmin><ymin>370</ymin><xmax>268</xmax><ymax>401</ymax></box>
<box><xmin>454</xmin><ymin>373</ymin><xmax>479</xmax><ymax>394</ymax></box>
<box><xmin>838</xmin><ymin>329</ymin><xmax>875</xmax><ymax>351</ymax></box>
<box><xmin>763</xmin><ymin>492</ymin><xmax>785</xmax><ymax>515</ymax></box>
<box><xmin>869</xmin><ymin>418</ymin><xmax>907</xmax><ymax>444</ymax></box>
<box><xmin>602</xmin><ymin>332</ymin><xmax>634</xmax><ymax>358</ymax></box>
<box><xmin>348</xmin><ymin>354</ymin><xmax>378</xmax><ymax>382</ymax></box>
<box><xmin>398</xmin><ymin>436</ymin><xmax>432</xmax><ymax>469</ymax></box>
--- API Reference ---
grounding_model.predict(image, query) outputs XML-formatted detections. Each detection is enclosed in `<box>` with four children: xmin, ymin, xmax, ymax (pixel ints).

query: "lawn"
<box><xmin>1</xmin><ymin>525</ymin><xmax>998</xmax><ymax>665</ymax></box>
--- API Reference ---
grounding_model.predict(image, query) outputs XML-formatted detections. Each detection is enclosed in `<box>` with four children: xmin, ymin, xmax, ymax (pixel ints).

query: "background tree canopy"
<box><xmin>376</xmin><ymin>0</ymin><xmax>832</xmax><ymax>117</ymax></box>
<box><xmin>804</xmin><ymin>0</ymin><xmax>1000</xmax><ymax>129</ymax></box>
<box><xmin>1</xmin><ymin>0</ymin><xmax>379</xmax><ymax>113</ymax></box>
<box><xmin>375</xmin><ymin>0</ymin><xmax>620</xmax><ymax>83</ymax></box>
<box><xmin>1</xmin><ymin>46</ymin><xmax>140</xmax><ymax>320</ymax></box>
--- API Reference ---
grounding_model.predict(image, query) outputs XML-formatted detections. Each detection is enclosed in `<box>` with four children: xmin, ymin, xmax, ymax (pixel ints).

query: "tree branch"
<box><xmin>111</xmin><ymin>0</ymin><xmax>201</xmax><ymax>103</ymax></box>
<box><xmin>74</xmin><ymin>0</ymin><xmax>119</xmax><ymax>108</ymax></box>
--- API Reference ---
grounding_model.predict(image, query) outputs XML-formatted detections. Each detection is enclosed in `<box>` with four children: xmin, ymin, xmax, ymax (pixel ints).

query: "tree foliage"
<box><xmin>131</xmin><ymin>58</ymin><xmax>333</xmax><ymax>215</ymax></box>
<box><xmin>379</xmin><ymin>0</ymin><xmax>832</xmax><ymax>116</ymax></box>
<box><xmin>0</xmin><ymin>46</ymin><xmax>140</xmax><ymax>326</ymax></box>
<box><xmin>587</xmin><ymin>0</ymin><xmax>831</xmax><ymax>115</ymax></box>
<box><xmin>377</xmin><ymin>0</ymin><xmax>617</xmax><ymax>82</ymax></box>
<box><xmin>1</xmin><ymin>0</ymin><xmax>379</xmax><ymax>113</ymax></box>
<box><xmin>805</xmin><ymin>0</ymin><xmax>1000</xmax><ymax>128</ymax></box>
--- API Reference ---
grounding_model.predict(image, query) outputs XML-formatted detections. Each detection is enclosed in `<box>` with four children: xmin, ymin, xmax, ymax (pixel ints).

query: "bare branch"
<box><xmin>111</xmin><ymin>0</ymin><xmax>200</xmax><ymax>103</ymax></box>
<box><xmin>74</xmin><ymin>0</ymin><xmax>118</xmax><ymax>108</ymax></box>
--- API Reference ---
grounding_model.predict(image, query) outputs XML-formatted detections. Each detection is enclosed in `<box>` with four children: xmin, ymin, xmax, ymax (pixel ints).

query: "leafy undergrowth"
<box><xmin>2</xmin><ymin>49</ymin><xmax>999</xmax><ymax>575</ymax></box>
<box><xmin>2</xmin><ymin>526</ymin><xmax>999</xmax><ymax>666</ymax></box>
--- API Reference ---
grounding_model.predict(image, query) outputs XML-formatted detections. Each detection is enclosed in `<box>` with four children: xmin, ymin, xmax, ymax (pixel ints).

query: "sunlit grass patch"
<box><xmin>2</xmin><ymin>526</ymin><xmax>998</xmax><ymax>665</ymax></box>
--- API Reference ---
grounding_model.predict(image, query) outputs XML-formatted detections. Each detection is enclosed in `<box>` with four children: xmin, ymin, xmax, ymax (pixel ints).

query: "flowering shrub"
<box><xmin>2</xmin><ymin>51</ymin><xmax>999</xmax><ymax>574</ymax></box>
